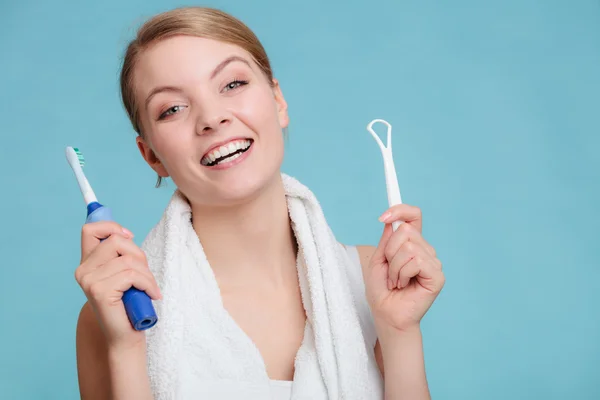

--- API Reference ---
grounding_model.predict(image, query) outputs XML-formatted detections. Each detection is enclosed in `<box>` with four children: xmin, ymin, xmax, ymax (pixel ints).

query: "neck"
<box><xmin>189</xmin><ymin>175</ymin><xmax>297</xmax><ymax>288</ymax></box>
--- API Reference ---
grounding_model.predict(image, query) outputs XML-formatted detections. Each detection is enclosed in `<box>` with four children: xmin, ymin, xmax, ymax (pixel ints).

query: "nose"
<box><xmin>196</xmin><ymin>104</ymin><xmax>232</xmax><ymax>135</ymax></box>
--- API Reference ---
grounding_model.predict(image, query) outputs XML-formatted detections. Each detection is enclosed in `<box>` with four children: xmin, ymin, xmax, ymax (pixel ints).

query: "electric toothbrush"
<box><xmin>65</xmin><ymin>146</ymin><xmax>158</xmax><ymax>331</ymax></box>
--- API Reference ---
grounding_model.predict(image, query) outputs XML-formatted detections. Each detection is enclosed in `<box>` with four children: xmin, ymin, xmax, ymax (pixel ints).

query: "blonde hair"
<box><xmin>118</xmin><ymin>7</ymin><xmax>275</xmax><ymax>187</ymax></box>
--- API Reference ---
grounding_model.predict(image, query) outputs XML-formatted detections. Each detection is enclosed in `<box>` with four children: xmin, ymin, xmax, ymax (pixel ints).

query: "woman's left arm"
<box><xmin>357</xmin><ymin>204</ymin><xmax>445</xmax><ymax>400</ymax></box>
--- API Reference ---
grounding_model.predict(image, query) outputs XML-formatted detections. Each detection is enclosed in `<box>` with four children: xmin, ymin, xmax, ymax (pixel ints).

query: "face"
<box><xmin>133</xmin><ymin>35</ymin><xmax>289</xmax><ymax>206</ymax></box>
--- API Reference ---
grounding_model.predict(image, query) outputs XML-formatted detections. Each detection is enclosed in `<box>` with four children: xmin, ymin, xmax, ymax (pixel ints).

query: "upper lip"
<box><xmin>201</xmin><ymin>136</ymin><xmax>252</xmax><ymax>158</ymax></box>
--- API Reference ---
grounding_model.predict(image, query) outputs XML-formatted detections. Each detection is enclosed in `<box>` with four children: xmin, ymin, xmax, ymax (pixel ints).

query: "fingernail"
<box><xmin>387</xmin><ymin>278</ymin><xmax>393</xmax><ymax>291</ymax></box>
<box><xmin>379</xmin><ymin>212</ymin><xmax>392</xmax><ymax>222</ymax></box>
<box><xmin>122</xmin><ymin>228</ymin><xmax>134</xmax><ymax>237</ymax></box>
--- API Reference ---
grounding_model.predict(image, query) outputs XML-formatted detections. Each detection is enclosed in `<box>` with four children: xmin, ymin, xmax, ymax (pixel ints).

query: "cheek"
<box><xmin>234</xmin><ymin>87</ymin><xmax>281</xmax><ymax>133</ymax></box>
<box><xmin>149</xmin><ymin>126</ymin><xmax>195</xmax><ymax>170</ymax></box>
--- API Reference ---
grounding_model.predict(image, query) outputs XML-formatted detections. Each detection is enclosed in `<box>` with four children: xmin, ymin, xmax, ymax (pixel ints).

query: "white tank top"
<box><xmin>269</xmin><ymin>379</ymin><xmax>293</xmax><ymax>399</ymax></box>
<box><xmin>267</xmin><ymin>244</ymin><xmax>377</xmax><ymax>399</ymax></box>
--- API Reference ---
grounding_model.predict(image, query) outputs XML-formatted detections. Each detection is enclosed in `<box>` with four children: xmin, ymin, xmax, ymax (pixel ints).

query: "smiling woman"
<box><xmin>73</xmin><ymin>6</ymin><xmax>445</xmax><ymax>400</ymax></box>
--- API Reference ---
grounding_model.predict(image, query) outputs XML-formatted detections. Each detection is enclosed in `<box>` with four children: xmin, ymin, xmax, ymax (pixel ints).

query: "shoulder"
<box><xmin>339</xmin><ymin>244</ymin><xmax>376</xmax><ymax>268</ymax></box>
<box><xmin>354</xmin><ymin>245</ymin><xmax>377</xmax><ymax>268</ymax></box>
<box><xmin>76</xmin><ymin>302</ymin><xmax>111</xmax><ymax>399</ymax></box>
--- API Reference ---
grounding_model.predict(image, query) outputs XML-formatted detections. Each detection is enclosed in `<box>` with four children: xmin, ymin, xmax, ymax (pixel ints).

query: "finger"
<box><xmin>398</xmin><ymin>256</ymin><xmax>439</xmax><ymax>290</ymax></box>
<box><xmin>397</xmin><ymin>257</ymin><xmax>424</xmax><ymax>289</ymax></box>
<box><xmin>78</xmin><ymin>234</ymin><xmax>147</xmax><ymax>279</ymax></box>
<box><xmin>79</xmin><ymin>254</ymin><xmax>159</xmax><ymax>297</ymax></box>
<box><xmin>81</xmin><ymin>221</ymin><xmax>134</xmax><ymax>261</ymax></box>
<box><xmin>379</xmin><ymin>204</ymin><xmax>422</xmax><ymax>233</ymax></box>
<box><xmin>371</xmin><ymin>223</ymin><xmax>394</xmax><ymax>267</ymax></box>
<box><xmin>88</xmin><ymin>267</ymin><xmax>162</xmax><ymax>303</ymax></box>
<box><xmin>384</xmin><ymin>222</ymin><xmax>435</xmax><ymax>263</ymax></box>
<box><xmin>401</xmin><ymin>225</ymin><xmax>436</xmax><ymax>258</ymax></box>
<box><xmin>387</xmin><ymin>244</ymin><xmax>416</xmax><ymax>289</ymax></box>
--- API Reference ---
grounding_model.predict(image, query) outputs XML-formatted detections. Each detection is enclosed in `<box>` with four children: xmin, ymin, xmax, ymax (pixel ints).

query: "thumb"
<box><xmin>363</xmin><ymin>223</ymin><xmax>394</xmax><ymax>297</ymax></box>
<box><xmin>371</xmin><ymin>223</ymin><xmax>394</xmax><ymax>268</ymax></box>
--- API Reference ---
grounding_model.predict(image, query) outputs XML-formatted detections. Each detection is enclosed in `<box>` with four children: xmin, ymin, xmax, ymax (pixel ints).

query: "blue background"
<box><xmin>1</xmin><ymin>0</ymin><xmax>598</xmax><ymax>398</ymax></box>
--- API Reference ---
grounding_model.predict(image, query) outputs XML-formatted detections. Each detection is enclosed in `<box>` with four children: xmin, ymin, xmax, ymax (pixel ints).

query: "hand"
<box><xmin>75</xmin><ymin>222</ymin><xmax>162</xmax><ymax>350</ymax></box>
<box><xmin>362</xmin><ymin>205</ymin><xmax>445</xmax><ymax>334</ymax></box>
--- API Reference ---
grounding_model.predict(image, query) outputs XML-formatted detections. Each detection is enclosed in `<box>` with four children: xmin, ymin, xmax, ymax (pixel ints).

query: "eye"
<box><xmin>223</xmin><ymin>79</ymin><xmax>248</xmax><ymax>92</ymax></box>
<box><xmin>158</xmin><ymin>105</ymin><xmax>187</xmax><ymax>120</ymax></box>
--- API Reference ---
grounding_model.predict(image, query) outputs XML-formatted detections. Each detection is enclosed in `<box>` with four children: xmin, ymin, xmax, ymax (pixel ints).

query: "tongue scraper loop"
<box><xmin>367</xmin><ymin>119</ymin><xmax>403</xmax><ymax>231</ymax></box>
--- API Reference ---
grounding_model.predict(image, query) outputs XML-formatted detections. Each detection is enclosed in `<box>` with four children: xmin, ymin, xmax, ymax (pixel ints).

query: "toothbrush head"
<box><xmin>73</xmin><ymin>147</ymin><xmax>85</xmax><ymax>167</ymax></box>
<box><xmin>65</xmin><ymin>146</ymin><xmax>84</xmax><ymax>170</ymax></box>
<box><xmin>65</xmin><ymin>146</ymin><xmax>97</xmax><ymax>204</ymax></box>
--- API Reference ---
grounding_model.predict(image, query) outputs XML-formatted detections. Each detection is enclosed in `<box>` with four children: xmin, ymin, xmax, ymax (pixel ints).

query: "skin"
<box><xmin>75</xmin><ymin>35</ymin><xmax>445</xmax><ymax>400</ymax></box>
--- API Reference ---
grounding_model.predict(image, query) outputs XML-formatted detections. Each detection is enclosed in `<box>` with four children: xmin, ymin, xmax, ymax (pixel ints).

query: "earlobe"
<box><xmin>136</xmin><ymin>136</ymin><xmax>169</xmax><ymax>178</ymax></box>
<box><xmin>272</xmin><ymin>78</ymin><xmax>289</xmax><ymax>129</ymax></box>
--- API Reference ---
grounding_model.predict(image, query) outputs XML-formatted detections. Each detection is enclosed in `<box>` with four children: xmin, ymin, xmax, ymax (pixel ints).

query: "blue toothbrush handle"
<box><xmin>85</xmin><ymin>202</ymin><xmax>158</xmax><ymax>331</ymax></box>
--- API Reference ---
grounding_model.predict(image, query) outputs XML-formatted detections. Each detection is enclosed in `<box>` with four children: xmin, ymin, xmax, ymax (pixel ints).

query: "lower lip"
<box><xmin>203</xmin><ymin>142</ymin><xmax>254</xmax><ymax>170</ymax></box>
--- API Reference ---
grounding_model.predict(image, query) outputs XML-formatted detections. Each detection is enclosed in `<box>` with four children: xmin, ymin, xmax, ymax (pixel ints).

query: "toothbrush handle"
<box><xmin>85</xmin><ymin>203</ymin><xmax>158</xmax><ymax>331</ymax></box>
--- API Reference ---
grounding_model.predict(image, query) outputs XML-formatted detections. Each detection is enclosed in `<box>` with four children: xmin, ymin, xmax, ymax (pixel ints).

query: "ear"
<box><xmin>136</xmin><ymin>136</ymin><xmax>169</xmax><ymax>178</ymax></box>
<box><xmin>272</xmin><ymin>78</ymin><xmax>289</xmax><ymax>129</ymax></box>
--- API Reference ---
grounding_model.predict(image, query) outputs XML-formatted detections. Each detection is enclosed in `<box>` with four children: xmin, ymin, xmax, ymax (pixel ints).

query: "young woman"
<box><xmin>74</xmin><ymin>6</ymin><xmax>445</xmax><ymax>400</ymax></box>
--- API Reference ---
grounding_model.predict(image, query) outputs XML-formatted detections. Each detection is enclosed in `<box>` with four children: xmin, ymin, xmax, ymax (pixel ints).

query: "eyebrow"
<box><xmin>144</xmin><ymin>56</ymin><xmax>252</xmax><ymax>111</ymax></box>
<box><xmin>210</xmin><ymin>55</ymin><xmax>251</xmax><ymax>79</ymax></box>
<box><xmin>144</xmin><ymin>86</ymin><xmax>184</xmax><ymax>111</ymax></box>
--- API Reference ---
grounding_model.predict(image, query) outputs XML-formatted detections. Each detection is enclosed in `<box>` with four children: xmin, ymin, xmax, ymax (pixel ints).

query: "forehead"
<box><xmin>134</xmin><ymin>35</ymin><xmax>255</xmax><ymax>92</ymax></box>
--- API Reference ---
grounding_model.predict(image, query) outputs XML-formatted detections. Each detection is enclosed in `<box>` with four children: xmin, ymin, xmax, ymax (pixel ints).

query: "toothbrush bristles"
<box><xmin>73</xmin><ymin>147</ymin><xmax>85</xmax><ymax>167</ymax></box>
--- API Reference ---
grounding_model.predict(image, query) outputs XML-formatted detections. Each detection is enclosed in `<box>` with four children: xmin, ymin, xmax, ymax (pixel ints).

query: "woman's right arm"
<box><xmin>76</xmin><ymin>302</ymin><xmax>153</xmax><ymax>400</ymax></box>
<box><xmin>74</xmin><ymin>222</ymin><xmax>161</xmax><ymax>400</ymax></box>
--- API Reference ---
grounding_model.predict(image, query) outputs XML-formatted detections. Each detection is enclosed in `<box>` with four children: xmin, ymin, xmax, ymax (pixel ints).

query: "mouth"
<box><xmin>201</xmin><ymin>138</ymin><xmax>253</xmax><ymax>167</ymax></box>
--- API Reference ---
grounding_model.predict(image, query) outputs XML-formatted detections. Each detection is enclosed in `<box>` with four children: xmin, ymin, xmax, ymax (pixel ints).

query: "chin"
<box><xmin>214</xmin><ymin>172</ymin><xmax>273</xmax><ymax>204</ymax></box>
<box><xmin>177</xmin><ymin>140</ymin><xmax>284</xmax><ymax>207</ymax></box>
<box><xmin>184</xmin><ymin>166</ymin><xmax>283</xmax><ymax>208</ymax></box>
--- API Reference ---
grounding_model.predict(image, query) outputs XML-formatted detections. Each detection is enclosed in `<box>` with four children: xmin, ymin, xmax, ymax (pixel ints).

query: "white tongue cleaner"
<box><xmin>367</xmin><ymin>119</ymin><xmax>403</xmax><ymax>232</ymax></box>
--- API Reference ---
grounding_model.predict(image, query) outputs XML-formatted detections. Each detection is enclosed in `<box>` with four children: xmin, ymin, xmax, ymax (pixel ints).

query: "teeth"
<box><xmin>201</xmin><ymin>139</ymin><xmax>251</xmax><ymax>166</ymax></box>
<box><xmin>228</xmin><ymin>153</ymin><xmax>241</xmax><ymax>161</ymax></box>
<box><xmin>213</xmin><ymin>151</ymin><xmax>242</xmax><ymax>165</ymax></box>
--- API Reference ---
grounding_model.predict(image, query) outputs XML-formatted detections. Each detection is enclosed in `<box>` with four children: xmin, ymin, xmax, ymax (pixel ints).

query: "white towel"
<box><xmin>141</xmin><ymin>173</ymin><xmax>384</xmax><ymax>399</ymax></box>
